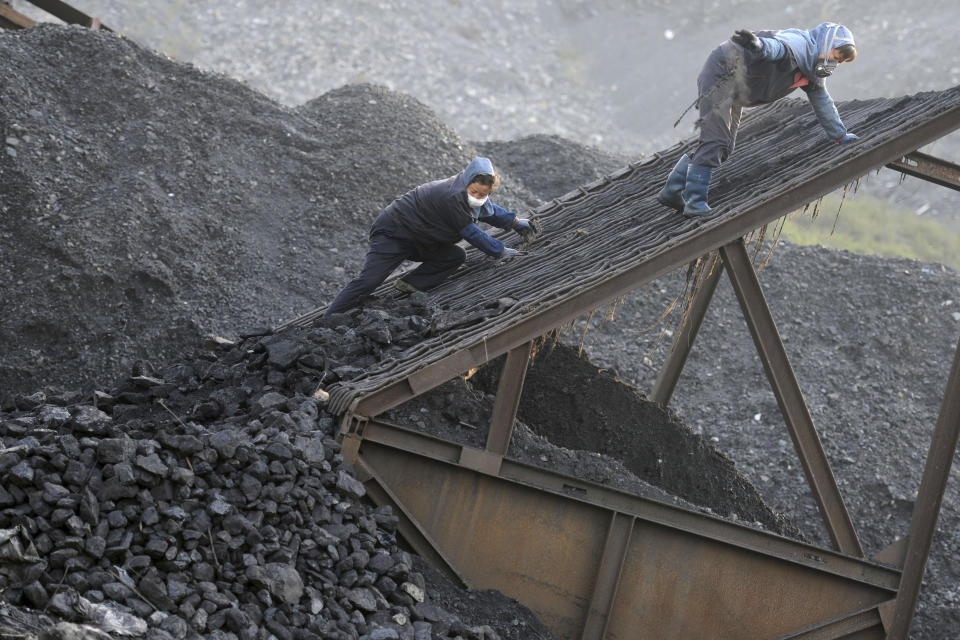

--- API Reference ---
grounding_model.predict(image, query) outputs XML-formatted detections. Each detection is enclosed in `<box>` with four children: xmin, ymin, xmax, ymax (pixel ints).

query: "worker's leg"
<box><xmin>325</xmin><ymin>233</ymin><xmax>411</xmax><ymax>316</ymax></box>
<box><xmin>682</xmin><ymin>48</ymin><xmax>738</xmax><ymax>217</ymax></box>
<box><xmin>400</xmin><ymin>244</ymin><xmax>467</xmax><ymax>291</ymax></box>
<box><xmin>691</xmin><ymin>44</ymin><xmax>740</xmax><ymax>169</ymax></box>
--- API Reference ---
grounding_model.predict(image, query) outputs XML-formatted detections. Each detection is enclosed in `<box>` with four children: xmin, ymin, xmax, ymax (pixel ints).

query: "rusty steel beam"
<box><xmin>887</xmin><ymin>335</ymin><xmax>960</xmax><ymax>639</ymax></box>
<box><xmin>356</xmin><ymin>432</ymin><xmax>899</xmax><ymax>639</ymax></box>
<box><xmin>357</xmin><ymin>417</ymin><xmax>900</xmax><ymax>589</ymax></box>
<box><xmin>774</xmin><ymin>604</ymin><xmax>888</xmax><ymax>639</ymax></box>
<box><xmin>885</xmin><ymin>151</ymin><xmax>960</xmax><ymax>192</ymax></box>
<box><xmin>486</xmin><ymin>341</ymin><xmax>532</xmax><ymax>454</ymax></box>
<box><xmin>346</xmin><ymin>104</ymin><xmax>960</xmax><ymax>421</ymax></box>
<box><xmin>23</xmin><ymin>0</ymin><xmax>111</xmax><ymax>30</ymax></box>
<box><xmin>0</xmin><ymin>4</ymin><xmax>36</xmax><ymax>29</ymax></box>
<box><xmin>580</xmin><ymin>512</ymin><xmax>633</xmax><ymax>640</ymax></box>
<box><xmin>460</xmin><ymin>341</ymin><xmax>533</xmax><ymax>475</ymax></box>
<box><xmin>720</xmin><ymin>239</ymin><xmax>863</xmax><ymax>557</ymax></box>
<box><xmin>650</xmin><ymin>256</ymin><xmax>724</xmax><ymax>406</ymax></box>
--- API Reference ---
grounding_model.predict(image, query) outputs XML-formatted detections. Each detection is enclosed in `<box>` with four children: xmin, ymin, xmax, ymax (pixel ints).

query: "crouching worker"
<box><xmin>659</xmin><ymin>22</ymin><xmax>858</xmax><ymax>217</ymax></box>
<box><xmin>324</xmin><ymin>157</ymin><xmax>538</xmax><ymax>317</ymax></box>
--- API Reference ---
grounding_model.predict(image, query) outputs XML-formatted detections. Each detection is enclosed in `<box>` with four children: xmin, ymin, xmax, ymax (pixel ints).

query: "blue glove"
<box><xmin>836</xmin><ymin>133</ymin><xmax>859</xmax><ymax>144</ymax></box>
<box><xmin>513</xmin><ymin>218</ymin><xmax>532</xmax><ymax>231</ymax></box>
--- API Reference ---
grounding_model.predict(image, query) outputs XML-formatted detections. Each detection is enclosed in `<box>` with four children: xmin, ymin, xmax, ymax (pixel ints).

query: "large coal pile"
<box><xmin>0</xmin><ymin>24</ymin><xmax>540</xmax><ymax>401</ymax></box>
<box><xmin>0</xmin><ymin>296</ymin><xmax>555</xmax><ymax>640</ymax></box>
<box><xmin>4</xmin><ymin>18</ymin><xmax>958</xmax><ymax>640</ymax></box>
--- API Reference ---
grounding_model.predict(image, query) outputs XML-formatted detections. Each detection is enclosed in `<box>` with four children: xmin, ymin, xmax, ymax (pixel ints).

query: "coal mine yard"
<box><xmin>2</xmin><ymin>15</ymin><xmax>960</xmax><ymax>640</ymax></box>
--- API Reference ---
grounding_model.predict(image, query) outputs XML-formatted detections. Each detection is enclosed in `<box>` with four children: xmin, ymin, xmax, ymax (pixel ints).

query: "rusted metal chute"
<box><xmin>344</xmin><ymin>417</ymin><xmax>900</xmax><ymax>639</ymax></box>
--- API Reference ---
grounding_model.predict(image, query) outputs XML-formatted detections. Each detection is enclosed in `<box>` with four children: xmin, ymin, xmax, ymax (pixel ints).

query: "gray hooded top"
<box><xmin>729</xmin><ymin>22</ymin><xmax>855</xmax><ymax>139</ymax></box>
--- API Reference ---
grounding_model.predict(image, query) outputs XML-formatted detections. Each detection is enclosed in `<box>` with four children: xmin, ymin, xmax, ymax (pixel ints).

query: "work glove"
<box><xmin>731</xmin><ymin>29</ymin><xmax>761</xmax><ymax>53</ymax></box>
<box><xmin>499</xmin><ymin>247</ymin><xmax>520</xmax><ymax>259</ymax></box>
<box><xmin>512</xmin><ymin>217</ymin><xmax>542</xmax><ymax>245</ymax></box>
<box><xmin>836</xmin><ymin>133</ymin><xmax>859</xmax><ymax>144</ymax></box>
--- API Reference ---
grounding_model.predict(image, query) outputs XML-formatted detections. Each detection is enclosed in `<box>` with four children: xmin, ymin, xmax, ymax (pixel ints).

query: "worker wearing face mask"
<box><xmin>659</xmin><ymin>22</ymin><xmax>859</xmax><ymax>218</ymax></box>
<box><xmin>324</xmin><ymin>157</ymin><xmax>539</xmax><ymax>316</ymax></box>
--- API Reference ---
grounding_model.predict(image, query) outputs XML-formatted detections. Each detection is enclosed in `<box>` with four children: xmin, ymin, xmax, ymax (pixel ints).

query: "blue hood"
<box><xmin>459</xmin><ymin>157</ymin><xmax>496</xmax><ymax>187</ymax></box>
<box><xmin>774</xmin><ymin>22</ymin><xmax>855</xmax><ymax>87</ymax></box>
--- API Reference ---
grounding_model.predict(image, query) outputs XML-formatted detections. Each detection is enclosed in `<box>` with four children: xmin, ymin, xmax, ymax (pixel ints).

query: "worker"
<box><xmin>659</xmin><ymin>22</ymin><xmax>859</xmax><ymax>217</ymax></box>
<box><xmin>324</xmin><ymin>157</ymin><xmax>538</xmax><ymax>317</ymax></box>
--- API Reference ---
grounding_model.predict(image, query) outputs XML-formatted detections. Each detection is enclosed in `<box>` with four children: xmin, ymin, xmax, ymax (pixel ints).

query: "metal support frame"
<box><xmin>322</xmin><ymin>110</ymin><xmax>960</xmax><ymax>635</ymax></box>
<box><xmin>887</xmin><ymin>335</ymin><xmax>960</xmax><ymax>639</ymax></box>
<box><xmin>486</xmin><ymin>341</ymin><xmax>532</xmax><ymax>454</ymax></box>
<box><xmin>886</xmin><ymin>151</ymin><xmax>960</xmax><ymax>192</ymax></box>
<box><xmin>351</xmin><ymin>420</ymin><xmax>899</xmax><ymax>639</ymax></box>
<box><xmin>21</xmin><ymin>0</ymin><xmax>111</xmax><ymax>30</ymax></box>
<box><xmin>460</xmin><ymin>341</ymin><xmax>533</xmax><ymax>474</ymax></box>
<box><xmin>775</xmin><ymin>603</ymin><xmax>889</xmax><ymax>639</ymax></box>
<box><xmin>720</xmin><ymin>239</ymin><xmax>863</xmax><ymax>557</ymax></box>
<box><xmin>580</xmin><ymin>512</ymin><xmax>633</xmax><ymax>639</ymax></box>
<box><xmin>0</xmin><ymin>4</ymin><xmax>36</xmax><ymax>29</ymax></box>
<box><xmin>650</xmin><ymin>255</ymin><xmax>724</xmax><ymax>405</ymax></box>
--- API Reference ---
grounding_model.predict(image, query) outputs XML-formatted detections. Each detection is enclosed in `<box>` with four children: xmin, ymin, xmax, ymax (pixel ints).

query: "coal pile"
<box><xmin>0</xmin><ymin>24</ymin><xmax>540</xmax><ymax>402</ymax></box>
<box><xmin>4</xmin><ymin>17</ymin><xmax>959</xmax><ymax>640</ymax></box>
<box><xmin>0</xmin><ymin>296</ymin><xmax>554</xmax><ymax>640</ymax></box>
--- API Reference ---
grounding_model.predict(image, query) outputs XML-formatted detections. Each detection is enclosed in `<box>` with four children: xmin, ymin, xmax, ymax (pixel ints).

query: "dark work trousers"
<box><xmin>324</xmin><ymin>230</ymin><xmax>466</xmax><ymax>316</ymax></box>
<box><xmin>691</xmin><ymin>43</ymin><xmax>744</xmax><ymax>169</ymax></box>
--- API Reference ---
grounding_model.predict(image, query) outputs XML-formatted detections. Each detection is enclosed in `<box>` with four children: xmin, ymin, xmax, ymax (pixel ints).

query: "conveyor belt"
<box><xmin>289</xmin><ymin>87</ymin><xmax>960</xmax><ymax>416</ymax></box>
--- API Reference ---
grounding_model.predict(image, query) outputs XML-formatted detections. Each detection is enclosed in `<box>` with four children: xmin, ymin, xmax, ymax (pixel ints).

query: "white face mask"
<box><xmin>467</xmin><ymin>194</ymin><xmax>488</xmax><ymax>208</ymax></box>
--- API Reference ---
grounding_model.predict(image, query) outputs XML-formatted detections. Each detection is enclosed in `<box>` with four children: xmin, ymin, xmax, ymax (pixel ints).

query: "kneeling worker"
<box><xmin>324</xmin><ymin>157</ymin><xmax>537</xmax><ymax>316</ymax></box>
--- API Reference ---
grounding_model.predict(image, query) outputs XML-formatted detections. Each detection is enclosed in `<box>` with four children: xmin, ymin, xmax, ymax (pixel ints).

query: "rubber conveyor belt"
<box><xmin>287</xmin><ymin>86</ymin><xmax>960</xmax><ymax>416</ymax></box>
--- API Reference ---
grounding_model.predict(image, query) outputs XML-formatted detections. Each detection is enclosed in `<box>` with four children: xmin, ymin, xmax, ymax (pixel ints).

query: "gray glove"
<box><xmin>512</xmin><ymin>217</ymin><xmax>542</xmax><ymax>246</ymax></box>
<box><xmin>499</xmin><ymin>247</ymin><xmax>520</xmax><ymax>258</ymax></box>
<box><xmin>732</xmin><ymin>29</ymin><xmax>761</xmax><ymax>53</ymax></box>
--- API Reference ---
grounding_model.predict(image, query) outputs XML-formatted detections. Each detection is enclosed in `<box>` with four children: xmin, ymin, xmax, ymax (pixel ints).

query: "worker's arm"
<box><xmin>755</xmin><ymin>36</ymin><xmax>787</xmax><ymax>61</ymax></box>
<box><xmin>803</xmin><ymin>85</ymin><xmax>848</xmax><ymax>140</ymax></box>
<box><xmin>476</xmin><ymin>202</ymin><xmax>517</xmax><ymax>229</ymax></box>
<box><xmin>460</xmin><ymin>222</ymin><xmax>506</xmax><ymax>257</ymax></box>
<box><xmin>732</xmin><ymin>30</ymin><xmax>786</xmax><ymax>61</ymax></box>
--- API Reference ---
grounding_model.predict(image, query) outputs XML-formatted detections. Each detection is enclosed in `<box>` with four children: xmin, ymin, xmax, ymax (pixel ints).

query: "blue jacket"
<box><xmin>375</xmin><ymin>157</ymin><xmax>516</xmax><ymax>257</ymax></box>
<box><xmin>745</xmin><ymin>22</ymin><xmax>854</xmax><ymax>140</ymax></box>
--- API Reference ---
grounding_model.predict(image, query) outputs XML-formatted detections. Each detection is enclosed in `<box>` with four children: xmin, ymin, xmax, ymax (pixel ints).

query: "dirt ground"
<box><xmin>2</xmin><ymin>16</ymin><xmax>959</xmax><ymax>639</ymax></box>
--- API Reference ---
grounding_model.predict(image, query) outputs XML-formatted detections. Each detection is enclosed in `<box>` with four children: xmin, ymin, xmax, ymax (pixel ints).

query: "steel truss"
<box><xmin>333</xmin><ymin>121</ymin><xmax>960</xmax><ymax>637</ymax></box>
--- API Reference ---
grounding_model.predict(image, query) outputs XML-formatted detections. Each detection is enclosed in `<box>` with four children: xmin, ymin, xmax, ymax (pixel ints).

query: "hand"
<box><xmin>836</xmin><ymin>132</ymin><xmax>859</xmax><ymax>144</ymax></box>
<box><xmin>513</xmin><ymin>217</ymin><xmax>542</xmax><ymax>243</ymax></box>
<box><xmin>732</xmin><ymin>29</ymin><xmax>761</xmax><ymax>53</ymax></box>
<box><xmin>499</xmin><ymin>247</ymin><xmax>520</xmax><ymax>259</ymax></box>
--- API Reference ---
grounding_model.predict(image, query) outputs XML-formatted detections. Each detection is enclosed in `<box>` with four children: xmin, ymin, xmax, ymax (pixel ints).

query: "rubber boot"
<box><xmin>656</xmin><ymin>154</ymin><xmax>689</xmax><ymax>211</ymax></box>
<box><xmin>682</xmin><ymin>163</ymin><xmax>713</xmax><ymax>217</ymax></box>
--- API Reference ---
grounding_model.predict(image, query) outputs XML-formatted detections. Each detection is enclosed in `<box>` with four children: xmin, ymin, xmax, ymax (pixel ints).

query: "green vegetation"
<box><xmin>779</xmin><ymin>193</ymin><xmax>960</xmax><ymax>269</ymax></box>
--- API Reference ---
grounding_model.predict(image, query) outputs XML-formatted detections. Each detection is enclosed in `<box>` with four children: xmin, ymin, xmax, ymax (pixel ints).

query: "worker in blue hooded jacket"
<box><xmin>659</xmin><ymin>22</ymin><xmax>859</xmax><ymax>217</ymax></box>
<box><xmin>324</xmin><ymin>157</ymin><xmax>537</xmax><ymax>316</ymax></box>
